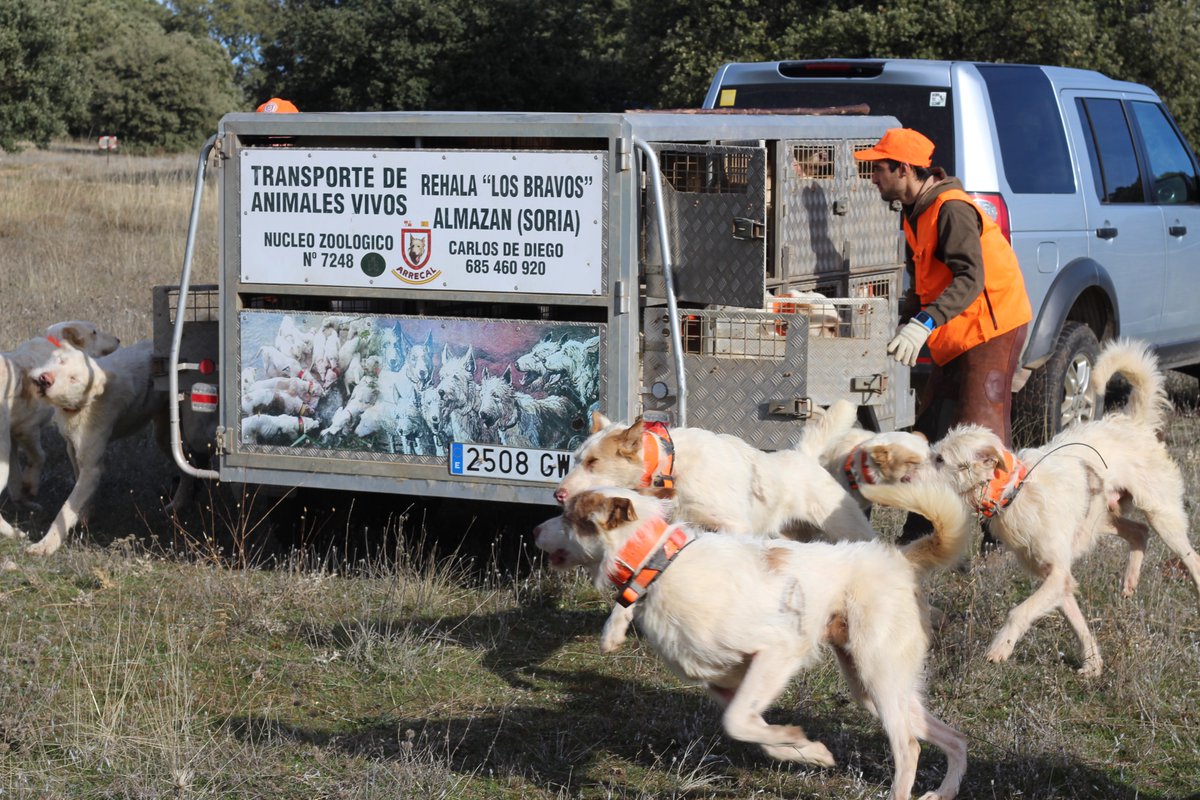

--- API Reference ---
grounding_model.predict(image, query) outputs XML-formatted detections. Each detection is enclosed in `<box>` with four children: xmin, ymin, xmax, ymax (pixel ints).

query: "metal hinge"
<box><xmin>768</xmin><ymin>397</ymin><xmax>813</xmax><ymax>419</ymax></box>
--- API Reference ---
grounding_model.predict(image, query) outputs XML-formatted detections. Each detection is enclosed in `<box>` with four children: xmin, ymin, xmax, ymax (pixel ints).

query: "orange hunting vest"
<box><xmin>903</xmin><ymin>189</ymin><xmax>1032</xmax><ymax>365</ymax></box>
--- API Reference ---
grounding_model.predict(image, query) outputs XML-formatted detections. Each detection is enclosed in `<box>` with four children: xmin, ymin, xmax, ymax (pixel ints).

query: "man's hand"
<box><xmin>887</xmin><ymin>317</ymin><xmax>933</xmax><ymax>366</ymax></box>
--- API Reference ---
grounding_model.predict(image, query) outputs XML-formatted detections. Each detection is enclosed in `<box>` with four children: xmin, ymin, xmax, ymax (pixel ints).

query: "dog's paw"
<box><xmin>598</xmin><ymin>632</ymin><xmax>626</xmax><ymax>654</ymax></box>
<box><xmin>0</xmin><ymin>520</ymin><xmax>23</xmax><ymax>540</ymax></box>
<box><xmin>917</xmin><ymin>792</ymin><xmax>956</xmax><ymax>800</ymax></box>
<box><xmin>1078</xmin><ymin>657</ymin><xmax>1104</xmax><ymax>678</ymax></box>
<box><xmin>25</xmin><ymin>535</ymin><xmax>61</xmax><ymax>557</ymax></box>
<box><xmin>761</xmin><ymin>740</ymin><xmax>836</xmax><ymax>768</ymax></box>
<box><xmin>985</xmin><ymin>639</ymin><xmax>1014</xmax><ymax>663</ymax></box>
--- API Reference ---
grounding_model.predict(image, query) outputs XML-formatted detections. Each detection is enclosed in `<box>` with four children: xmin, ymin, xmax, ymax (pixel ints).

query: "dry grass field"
<box><xmin>1</xmin><ymin>144</ymin><xmax>1199</xmax><ymax>799</ymax></box>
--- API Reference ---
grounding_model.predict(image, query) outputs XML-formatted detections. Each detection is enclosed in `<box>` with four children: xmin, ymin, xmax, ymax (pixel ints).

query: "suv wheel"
<box><xmin>1013</xmin><ymin>321</ymin><xmax>1100</xmax><ymax>446</ymax></box>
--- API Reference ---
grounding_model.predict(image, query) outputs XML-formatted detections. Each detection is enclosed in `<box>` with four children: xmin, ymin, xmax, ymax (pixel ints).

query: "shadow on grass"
<box><xmin>256</xmin><ymin>605</ymin><xmax>1185</xmax><ymax>799</ymax></box>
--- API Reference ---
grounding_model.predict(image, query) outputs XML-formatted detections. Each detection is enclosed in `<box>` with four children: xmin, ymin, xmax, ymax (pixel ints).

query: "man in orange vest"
<box><xmin>855</xmin><ymin>128</ymin><xmax>1032</xmax><ymax>543</ymax></box>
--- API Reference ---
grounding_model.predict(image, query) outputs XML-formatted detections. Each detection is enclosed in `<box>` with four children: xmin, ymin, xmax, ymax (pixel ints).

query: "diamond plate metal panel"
<box><xmin>641</xmin><ymin>298</ymin><xmax>900</xmax><ymax>449</ymax></box>
<box><xmin>845</xmin><ymin>138</ymin><xmax>905</xmax><ymax>271</ymax></box>
<box><xmin>644</xmin><ymin>143</ymin><xmax>766</xmax><ymax>308</ymax></box>
<box><xmin>776</xmin><ymin>139</ymin><xmax>902</xmax><ymax>283</ymax></box>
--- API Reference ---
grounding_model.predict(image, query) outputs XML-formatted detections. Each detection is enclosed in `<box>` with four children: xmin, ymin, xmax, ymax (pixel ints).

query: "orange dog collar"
<box><xmin>608</xmin><ymin>516</ymin><xmax>691</xmax><ymax>607</ymax></box>
<box><xmin>976</xmin><ymin>448</ymin><xmax>1027</xmax><ymax>519</ymax></box>
<box><xmin>639</xmin><ymin>420</ymin><xmax>675</xmax><ymax>490</ymax></box>
<box><xmin>843</xmin><ymin>447</ymin><xmax>875</xmax><ymax>491</ymax></box>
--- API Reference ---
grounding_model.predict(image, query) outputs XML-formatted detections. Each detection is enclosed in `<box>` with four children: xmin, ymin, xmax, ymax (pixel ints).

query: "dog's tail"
<box><xmin>857</xmin><ymin>480</ymin><xmax>971</xmax><ymax>576</ymax></box>
<box><xmin>795</xmin><ymin>399</ymin><xmax>858</xmax><ymax>460</ymax></box>
<box><xmin>1091</xmin><ymin>338</ymin><xmax>1170</xmax><ymax>433</ymax></box>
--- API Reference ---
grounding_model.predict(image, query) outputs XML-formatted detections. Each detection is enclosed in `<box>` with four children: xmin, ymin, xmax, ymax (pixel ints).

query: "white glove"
<box><xmin>887</xmin><ymin>318</ymin><xmax>933</xmax><ymax>366</ymax></box>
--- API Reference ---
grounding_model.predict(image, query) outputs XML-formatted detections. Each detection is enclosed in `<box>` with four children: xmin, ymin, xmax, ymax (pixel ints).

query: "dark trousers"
<box><xmin>899</xmin><ymin>323</ymin><xmax>1028</xmax><ymax>543</ymax></box>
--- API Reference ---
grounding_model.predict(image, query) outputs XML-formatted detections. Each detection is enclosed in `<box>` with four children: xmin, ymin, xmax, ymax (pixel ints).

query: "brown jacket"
<box><xmin>900</xmin><ymin>170</ymin><xmax>986</xmax><ymax>326</ymax></box>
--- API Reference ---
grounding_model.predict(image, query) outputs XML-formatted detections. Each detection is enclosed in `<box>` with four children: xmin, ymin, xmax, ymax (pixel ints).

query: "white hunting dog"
<box><xmin>556</xmin><ymin>412</ymin><xmax>876</xmax><ymax>542</ymax></box>
<box><xmin>24</xmin><ymin>338</ymin><xmax>192</xmax><ymax>556</ymax></box>
<box><xmin>553</xmin><ymin>412</ymin><xmax>880</xmax><ymax>650</ymax></box>
<box><xmin>2</xmin><ymin>323</ymin><xmax>121</xmax><ymax>539</ymax></box>
<box><xmin>927</xmin><ymin>339</ymin><xmax>1200</xmax><ymax>676</ymax></box>
<box><xmin>535</xmin><ymin>479</ymin><xmax>970</xmax><ymax>800</ymax></box>
<box><xmin>798</xmin><ymin>399</ymin><xmax>934</xmax><ymax>517</ymax></box>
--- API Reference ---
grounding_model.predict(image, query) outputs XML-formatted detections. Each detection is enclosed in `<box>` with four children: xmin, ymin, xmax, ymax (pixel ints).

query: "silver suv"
<box><xmin>704</xmin><ymin>59</ymin><xmax>1200</xmax><ymax>443</ymax></box>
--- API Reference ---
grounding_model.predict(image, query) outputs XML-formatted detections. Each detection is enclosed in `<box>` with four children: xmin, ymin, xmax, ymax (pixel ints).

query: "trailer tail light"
<box><xmin>199</xmin><ymin>358</ymin><xmax>216</xmax><ymax>375</ymax></box>
<box><xmin>190</xmin><ymin>383</ymin><xmax>218</xmax><ymax>413</ymax></box>
<box><xmin>969</xmin><ymin>192</ymin><xmax>1011</xmax><ymax>242</ymax></box>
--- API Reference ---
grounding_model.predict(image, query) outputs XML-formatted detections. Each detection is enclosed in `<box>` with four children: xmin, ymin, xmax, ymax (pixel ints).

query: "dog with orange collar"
<box><xmin>537</xmin><ymin>482</ymin><xmax>971</xmax><ymax>800</ymax></box>
<box><xmin>552</xmin><ymin>411</ymin><xmax>880</xmax><ymax>652</ymax></box>
<box><xmin>794</xmin><ymin>400</ymin><xmax>936</xmax><ymax>515</ymax></box>
<box><xmin>927</xmin><ymin>339</ymin><xmax>1200</xmax><ymax>677</ymax></box>
<box><xmin>555</xmin><ymin>412</ymin><xmax>875</xmax><ymax>542</ymax></box>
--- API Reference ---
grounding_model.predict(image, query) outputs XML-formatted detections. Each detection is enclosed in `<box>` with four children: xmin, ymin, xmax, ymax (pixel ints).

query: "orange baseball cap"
<box><xmin>853</xmin><ymin>128</ymin><xmax>935</xmax><ymax>167</ymax></box>
<box><xmin>256</xmin><ymin>97</ymin><xmax>299</xmax><ymax>113</ymax></box>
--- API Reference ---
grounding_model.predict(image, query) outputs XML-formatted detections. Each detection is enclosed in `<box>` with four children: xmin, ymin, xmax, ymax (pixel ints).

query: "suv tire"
<box><xmin>1013</xmin><ymin>321</ymin><xmax>1100</xmax><ymax>447</ymax></box>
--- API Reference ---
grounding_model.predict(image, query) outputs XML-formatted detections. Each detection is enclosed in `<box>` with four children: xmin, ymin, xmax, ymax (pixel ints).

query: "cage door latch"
<box><xmin>731</xmin><ymin>217</ymin><xmax>765</xmax><ymax>240</ymax></box>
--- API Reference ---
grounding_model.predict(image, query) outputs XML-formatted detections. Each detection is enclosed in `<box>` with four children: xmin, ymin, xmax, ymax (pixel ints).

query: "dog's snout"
<box><xmin>553</xmin><ymin>488</ymin><xmax>568</xmax><ymax>504</ymax></box>
<box><xmin>35</xmin><ymin>372</ymin><xmax>54</xmax><ymax>390</ymax></box>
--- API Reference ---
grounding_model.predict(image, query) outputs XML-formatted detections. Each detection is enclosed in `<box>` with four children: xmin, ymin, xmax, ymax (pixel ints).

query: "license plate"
<box><xmin>449</xmin><ymin>443</ymin><xmax>574</xmax><ymax>483</ymax></box>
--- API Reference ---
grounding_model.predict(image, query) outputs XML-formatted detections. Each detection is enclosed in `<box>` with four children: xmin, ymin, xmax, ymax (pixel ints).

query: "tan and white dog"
<box><xmin>2</xmin><ymin>323</ymin><xmax>121</xmax><ymax>539</ymax></box>
<box><xmin>535</xmin><ymin>480</ymin><xmax>970</xmax><ymax>800</ymax></box>
<box><xmin>556</xmin><ymin>413</ymin><xmax>876</xmax><ymax>542</ymax></box>
<box><xmin>23</xmin><ymin>338</ymin><xmax>191</xmax><ymax>556</ymax></box>
<box><xmin>553</xmin><ymin>412</ymin><xmax>882</xmax><ymax>650</ymax></box>
<box><xmin>927</xmin><ymin>339</ymin><xmax>1200</xmax><ymax>676</ymax></box>
<box><xmin>798</xmin><ymin>399</ymin><xmax>934</xmax><ymax>517</ymax></box>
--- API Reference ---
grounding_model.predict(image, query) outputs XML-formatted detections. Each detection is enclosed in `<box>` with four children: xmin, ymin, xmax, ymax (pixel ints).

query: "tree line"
<box><xmin>3</xmin><ymin>0</ymin><xmax>1200</xmax><ymax>153</ymax></box>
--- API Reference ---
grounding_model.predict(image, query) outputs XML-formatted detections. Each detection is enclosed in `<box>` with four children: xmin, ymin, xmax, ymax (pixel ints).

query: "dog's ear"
<box><xmin>867</xmin><ymin>444</ymin><xmax>892</xmax><ymax>470</ymax></box>
<box><xmin>57</xmin><ymin>323</ymin><xmax>88</xmax><ymax>349</ymax></box>
<box><xmin>617</xmin><ymin>417</ymin><xmax>644</xmax><ymax>457</ymax></box>
<box><xmin>975</xmin><ymin>443</ymin><xmax>1006</xmax><ymax>471</ymax></box>
<box><xmin>590</xmin><ymin>410</ymin><xmax>610</xmax><ymax>433</ymax></box>
<box><xmin>603</xmin><ymin>496</ymin><xmax>637</xmax><ymax>530</ymax></box>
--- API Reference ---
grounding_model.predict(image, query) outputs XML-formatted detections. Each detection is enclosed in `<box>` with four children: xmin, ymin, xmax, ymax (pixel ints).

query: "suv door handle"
<box><xmin>1095</xmin><ymin>226</ymin><xmax>1118</xmax><ymax>240</ymax></box>
<box><xmin>1169</xmin><ymin>225</ymin><xmax>1187</xmax><ymax>236</ymax></box>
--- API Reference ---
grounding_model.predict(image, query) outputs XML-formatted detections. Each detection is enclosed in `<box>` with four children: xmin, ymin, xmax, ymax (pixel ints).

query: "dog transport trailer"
<box><xmin>155</xmin><ymin>110</ymin><xmax>915</xmax><ymax>506</ymax></box>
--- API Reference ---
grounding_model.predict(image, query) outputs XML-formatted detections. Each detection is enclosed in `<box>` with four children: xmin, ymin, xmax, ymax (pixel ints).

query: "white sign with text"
<box><xmin>239</xmin><ymin>148</ymin><xmax>606</xmax><ymax>294</ymax></box>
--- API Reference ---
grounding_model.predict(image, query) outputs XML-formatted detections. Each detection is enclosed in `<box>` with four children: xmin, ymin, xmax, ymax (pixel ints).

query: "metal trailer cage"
<box><xmin>161</xmin><ymin>110</ymin><xmax>914</xmax><ymax>506</ymax></box>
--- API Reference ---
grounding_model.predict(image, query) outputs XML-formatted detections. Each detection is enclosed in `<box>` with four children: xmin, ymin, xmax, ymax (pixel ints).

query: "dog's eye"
<box><xmin>584</xmin><ymin>456</ymin><xmax>597</xmax><ymax>470</ymax></box>
<box><xmin>934</xmin><ymin>454</ymin><xmax>944</xmax><ymax>465</ymax></box>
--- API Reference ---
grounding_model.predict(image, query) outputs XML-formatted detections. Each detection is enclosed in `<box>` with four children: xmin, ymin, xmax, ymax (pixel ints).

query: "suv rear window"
<box><xmin>976</xmin><ymin>65</ymin><xmax>1075</xmax><ymax>194</ymax></box>
<box><xmin>721</xmin><ymin>78</ymin><xmax>957</xmax><ymax>171</ymax></box>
